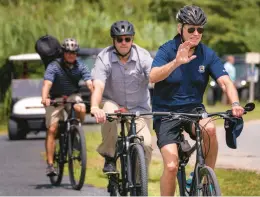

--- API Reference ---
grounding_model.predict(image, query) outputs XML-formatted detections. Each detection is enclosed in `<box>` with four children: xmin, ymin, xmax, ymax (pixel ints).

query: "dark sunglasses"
<box><xmin>115</xmin><ymin>37</ymin><xmax>132</xmax><ymax>43</ymax></box>
<box><xmin>187</xmin><ymin>27</ymin><xmax>204</xmax><ymax>34</ymax></box>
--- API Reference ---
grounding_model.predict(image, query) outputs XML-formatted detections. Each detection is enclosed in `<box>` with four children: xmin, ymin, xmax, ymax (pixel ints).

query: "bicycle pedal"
<box><xmin>105</xmin><ymin>171</ymin><xmax>120</xmax><ymax>175</ymax></box>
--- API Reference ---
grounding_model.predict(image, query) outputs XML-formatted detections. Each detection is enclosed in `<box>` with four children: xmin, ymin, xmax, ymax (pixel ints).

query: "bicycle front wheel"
<box><xmin>50</xmin><ymin>137</ymin><xmax>64</xmax><ymax>186</ymax></box>
<box><xmin>130</xmin><ymin>143</ymin><xmax>148</xmax><ymax>196</ymax></box>
<box><xmin>192</xmin><ymin>166</ymin><xmax>221</xmax><ymax>196</ymax></box>
<box><xmin>68</xmin><ymin>125</ymin><xmax>87</xmax><ymax>190</ymax></box>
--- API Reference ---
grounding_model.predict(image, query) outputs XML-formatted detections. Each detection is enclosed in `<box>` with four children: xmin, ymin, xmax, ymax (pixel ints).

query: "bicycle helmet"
<box><xmin>224</xmin><ymin>117</ymin><xmax>244</xmax><ymax>149</ymax></box>
<box><xmin>61</xmin><ymin>38</ymin><xmax>79</xmax><ymax>52</ymax></box>
<box><xmin>176</xmin><ymin>5</ymin><xmax>207</xmax><ymax>26</ymax></box>
<box><xmin>110</xmin><ymin>20</ymin><xmax>135</xmax><ymax>37</ymax></box>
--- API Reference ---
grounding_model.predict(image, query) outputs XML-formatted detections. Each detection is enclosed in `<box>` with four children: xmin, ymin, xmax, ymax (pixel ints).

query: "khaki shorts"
<box><xmin>45</xmin><ymin>93</ymin><xmax>85</xmax><ymax>128</ymax></box>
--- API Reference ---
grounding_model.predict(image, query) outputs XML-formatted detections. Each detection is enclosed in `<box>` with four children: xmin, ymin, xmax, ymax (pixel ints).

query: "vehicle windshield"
<box><xmin>77</xmin><ymin>55</ymin><xmax>96</xmax><ymax>70</ymax></box>
<box><xmin>234</xmin><ymin>63</ymin><xmax>248</xmax><ymax>81</ymax></box>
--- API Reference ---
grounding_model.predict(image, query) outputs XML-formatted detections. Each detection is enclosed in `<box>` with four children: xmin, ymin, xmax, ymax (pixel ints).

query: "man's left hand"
<box><xmin>232</xmin><ymin>105</ymin><xmax>244</xmax><ymax>117</ymax></box>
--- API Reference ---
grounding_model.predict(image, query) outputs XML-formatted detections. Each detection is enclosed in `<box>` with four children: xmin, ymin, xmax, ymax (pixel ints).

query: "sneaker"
<box><xmin>103</xmin><ymin>157</ymin><xmax>118</xmax><ymax>174</ymax></box>
<box><xmin>46</xmin><ymin>164</ymin><xmax>57</xmax><ymax>177</ymax></box>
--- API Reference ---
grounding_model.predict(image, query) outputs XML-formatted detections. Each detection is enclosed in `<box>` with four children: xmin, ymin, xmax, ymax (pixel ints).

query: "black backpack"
<box><xmin>35</xmin><ymin>35</ymin><xmax>62</xmax><ymax>69</ymax></box>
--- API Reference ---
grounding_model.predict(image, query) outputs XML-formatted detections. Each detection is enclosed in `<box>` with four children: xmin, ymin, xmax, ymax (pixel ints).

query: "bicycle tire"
<box><xmin>49</xmin><ymin>138</ymin><xmax>64</xmax><ymax>186</ymax></box>
<box><xmin>191</xmin><ymin>166</ymin><xmax>221</xmax><ymax>196</ymax></box>
<box><xmin>68</xmin><ymin>125</ymin><xmax>87</xmax><ymax>190</ymax></box>
<box><xmin>129</xmin><ymin>143</ymin><xmax>148</xmax><ymax>196</ymax></box>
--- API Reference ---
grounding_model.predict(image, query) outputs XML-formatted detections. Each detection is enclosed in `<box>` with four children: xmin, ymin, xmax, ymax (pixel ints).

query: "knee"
<box><xmin>48</xmin><ymin>124</ymin><xmax>58</xmax><ymax>135</ymax></box>
<box><xmin>74</xmin><ymin>104</ymin><xmax>86</xmax><ymax>113</ymax></box>
<box><xmin>164</xmin><ymin>161</ymin><xmax>179</xmax><ymax>175</ymax></box>
<box><xmin>204</xmin><ymin>126</ymin><xmax>217</xmax><ymax>139</ymax></box>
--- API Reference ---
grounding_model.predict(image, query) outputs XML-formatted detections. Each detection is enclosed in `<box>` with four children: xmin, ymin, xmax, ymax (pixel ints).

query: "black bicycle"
<box><xmin>49</xmin><ymin>97</ymin><xmax>88</xmax><ymax>190</ymax></box>
<box><xmin>152</xmin><ymin>102</ymin><xmax>255</xmax><ymax>196</ymax></box>
<box><xmin>105</xmin><ymin>109</ymin><xmax>152</xmax><ymax>196</ymax></box>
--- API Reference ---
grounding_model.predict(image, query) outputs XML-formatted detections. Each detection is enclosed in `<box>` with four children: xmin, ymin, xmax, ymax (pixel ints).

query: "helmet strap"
<box><xmin>180</xmin><ymin>24</ymin><xmax>185</xmax><ymax>43</ymax></box>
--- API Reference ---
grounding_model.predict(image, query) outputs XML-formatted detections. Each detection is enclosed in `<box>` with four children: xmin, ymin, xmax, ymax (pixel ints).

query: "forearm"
<box><xmin>224</xmin><ymin>82</ymin><xmax>240</xmax><ymax>104</ymax></box>
<box><xmin>149</xmin><ymin>59</ymin><xmax>180</xmax><ymax>83</ymax></box>
<box><xmin>91</xmin><ymin>80</ymin><xmax>104</xmax><ymax>108</ymax></box>
<box><xmin>42</xmin><ymin>80</ymin><xmax>52</xmax><ymax>100</ymax></box>
<box><xmin>86</xmin><ymin>80</ymin><xmax>93</xmax><ymax>93</ymax></box>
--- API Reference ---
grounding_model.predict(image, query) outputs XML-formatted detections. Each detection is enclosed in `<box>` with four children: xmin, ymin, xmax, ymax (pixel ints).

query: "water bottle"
<box><xmin>186</xmin><ymin>172</ymin><xmax>194</xmax><ymax>192</ymax></box>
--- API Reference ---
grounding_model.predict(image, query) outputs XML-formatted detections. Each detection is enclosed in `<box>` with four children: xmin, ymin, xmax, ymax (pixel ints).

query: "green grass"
<box><xmin>85</xmin><ymin>131</ymin><xmax>260</xmax><ymax>196</ymax></box>
<box><xmin>0</xmin><ymin>121</ymin><xmax>7</xmax><ymax>135</ymax></box>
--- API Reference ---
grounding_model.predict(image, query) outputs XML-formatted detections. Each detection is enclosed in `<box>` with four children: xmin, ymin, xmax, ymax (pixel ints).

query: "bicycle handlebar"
<box><xmin>50</xmin><ymin>100</ymin><xmax>90</xmax><ymax>106</ymax></box>
<box><xmin>105</xmin><ymin>103</ymin><xmax>255</xmax><ymax>120</ymax></box>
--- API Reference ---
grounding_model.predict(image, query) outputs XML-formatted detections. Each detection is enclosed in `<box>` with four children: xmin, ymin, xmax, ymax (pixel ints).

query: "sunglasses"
<box><xmin>115</xmin><ymin>37</ymin><xmax>132</xmax><ymax>43</ymax></box>
<box><xmin>187</xmin><ymin>27</ymin><xmax>204</xmax><ymax>34</ymax></box>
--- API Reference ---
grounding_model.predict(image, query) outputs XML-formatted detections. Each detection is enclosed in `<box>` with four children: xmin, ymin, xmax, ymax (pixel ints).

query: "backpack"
<box><xmin>35</xmin><ymin>35</ymin><xmax>62</xmax><ymax>69</ymax></box>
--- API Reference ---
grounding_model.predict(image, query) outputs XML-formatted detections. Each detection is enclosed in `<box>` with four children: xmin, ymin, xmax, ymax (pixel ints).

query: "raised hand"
<box><xmin>175</xmin><ymin>41</ymin><xmax>197</xmax><ymax>66</ymax></box>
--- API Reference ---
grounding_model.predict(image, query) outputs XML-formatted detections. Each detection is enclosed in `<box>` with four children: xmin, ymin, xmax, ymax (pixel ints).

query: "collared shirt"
<box><xmin>44</xmin><ymin>58</ymin><xmax>91</xmax><ymax>97</ymax></box>
<box><xmin>224</xmin><ymin>62</ymin><xmax>236</xmax><ymax>81</ymax></box>
<box><xmin>152</xmin><ymin>34</ymin><xmax>228</xmax><ymax>111</ymax></box>
<box><xmin>91</xmin><ymin>44</ymin><xmax>153</xmax><ymax>112</ymax></box>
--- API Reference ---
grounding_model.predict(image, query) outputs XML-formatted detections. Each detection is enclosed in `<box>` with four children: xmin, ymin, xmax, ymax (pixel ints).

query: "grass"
<box><xmin>0</xmin><ymin>121</ymin><xmax>7</xmax><ymax>135</ymax></box>
<box><xmin>85</xmin><ymin>131</ymin><xmax>260</xmax><ymax>196</ymax></box>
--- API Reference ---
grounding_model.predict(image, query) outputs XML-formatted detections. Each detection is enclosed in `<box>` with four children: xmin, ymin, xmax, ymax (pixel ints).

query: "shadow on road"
<box><xmin>30</xmin><ymin>183</ymin><xmax>72</xmax><ymax>190</ymax></box>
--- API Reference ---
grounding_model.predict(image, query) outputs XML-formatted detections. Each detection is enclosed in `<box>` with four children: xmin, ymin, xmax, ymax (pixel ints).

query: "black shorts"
<box><xmin>154</xmin><ymin>106</ymin><xmax>206</xmax><ymax>149</ymax></box>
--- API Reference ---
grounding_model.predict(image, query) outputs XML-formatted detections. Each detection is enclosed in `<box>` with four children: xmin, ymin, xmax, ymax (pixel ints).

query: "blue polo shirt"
<box><xmin>152</xmin><ymin>34</ymin><xmax>228</xmax><ymax>111</ymax></box>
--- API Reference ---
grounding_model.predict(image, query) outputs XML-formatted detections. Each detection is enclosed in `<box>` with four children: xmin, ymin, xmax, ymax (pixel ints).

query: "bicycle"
<box><xmin>152</xmin><ymin>102</ymin><xmax>255</xmax><ymax>196</ymax></box>
<box><xmin>105</xmin><ymin>109</ymin><xmax>153</xmax><ymax>196</ymax></box>
<box><xmin>48</xmin><ymin>97</ymin><xmax>88</xmax><ymax>190</ymax></box>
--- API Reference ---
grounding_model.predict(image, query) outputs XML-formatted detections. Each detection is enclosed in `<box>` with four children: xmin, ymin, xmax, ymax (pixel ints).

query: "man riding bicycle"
<box><xmin>90</xmin><ymin>20</ymin><xmax>153</xmax><ymax>174</ymax></box>
<box><xmin>41</xmin><ymin>38</ymin><xmax>93</xmax><ymax>176</ymax></box>
<box><xmin>149</xmin><ymin>5</ymin><xmax>244</xmax><ymax>196</ymax></box>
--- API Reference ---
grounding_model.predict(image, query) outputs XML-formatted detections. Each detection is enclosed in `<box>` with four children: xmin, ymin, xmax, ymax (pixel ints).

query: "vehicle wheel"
<box><xmin>129</xmin><ymin>144</ymin><xmax>148</xmax><ymax>196</ymax></box>
<box><xmin>191</xmin><ymin>166</ymin><xmax>221</xmax><ymax>196</ymax></box>
<box><xmin>240</xmin><ymin>88</ymin><xmax>249</xmax><ymax>102</ymax></box>
<box><xmin>207</xmin><ymin>88</ymin><xmax>216</xmax><ymax>106</ymax></box>
<box><xmin>50</xmin><ymin>138</ymin><xmax>64</xmax><ymax>186</ymax></box>
<box><xmin>68</xmin><ymin>125</ymin><xmax>87</xmax><ymax>190</ymax></box>
<box><xmin>8</xmin><ymin>119</ymin><xmax>26</xmax><ymax>140</ymax></box>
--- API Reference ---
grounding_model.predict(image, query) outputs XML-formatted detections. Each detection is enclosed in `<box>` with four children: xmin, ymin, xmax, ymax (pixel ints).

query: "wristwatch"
<box><xmin>231</xmin><ymin>102</ymin><xmax>240</xmax><ymax>107</ymax></box>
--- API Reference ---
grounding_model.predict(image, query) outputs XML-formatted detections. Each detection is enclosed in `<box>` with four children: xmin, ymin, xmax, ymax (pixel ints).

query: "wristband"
<box><xmin>91</xmin><ymin>106</ymin><xmax>99</xmax><ymax>110</ymax></box>
<box><xmin>231</xmin><ymin>102</ymin><xmax>240</xmax><ymax>107</ymax></box>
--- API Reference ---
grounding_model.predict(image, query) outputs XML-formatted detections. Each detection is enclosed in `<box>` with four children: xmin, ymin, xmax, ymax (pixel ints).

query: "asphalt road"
<box><xmin>0</xmin><ymin>132</ymin><xmax>107</xmax><ymax>196</ymax></box>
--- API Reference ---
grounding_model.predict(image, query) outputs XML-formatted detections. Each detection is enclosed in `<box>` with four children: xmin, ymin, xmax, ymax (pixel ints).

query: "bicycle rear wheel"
<box><xmin>191</xmin><ymin>166</ymin><xmax>221</xmax><ymax>196</ymax></box>
<box><xmin>49</xmin><ymin>137</ymin><xmax>64</xmax><ymax>186</ymax></box>
<box><xmin>129</xmin><ymin>143</ymin><xmax>148</xmax><ymax>196</ymax></box>
<box><xmin>68</xmin><ymin>125</ymin><xmax>87</xmax><ymax>190</ymax></box>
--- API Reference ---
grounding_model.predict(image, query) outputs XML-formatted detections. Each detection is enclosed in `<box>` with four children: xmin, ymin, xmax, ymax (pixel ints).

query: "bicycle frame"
<box><xmin>107</xmin><ymin>114</ymin><xmax>145</xmax><ymax>194</ymax></box>
<box><xmin>177</xmin><ymin>120</ymin><xmax>205</xmax><ymax>196</ymax></box>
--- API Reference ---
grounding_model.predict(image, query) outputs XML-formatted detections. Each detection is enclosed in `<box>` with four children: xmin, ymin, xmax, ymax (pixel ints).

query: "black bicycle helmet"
<box><xmin>176</xmin><ymin>5</ymin><xmax>207</xmax><ymax>26</ymax></box>
<box><xmin>61</xmin><ymin>38</ymin><xmax>79</xmax><ymax>52</ymax></box>
<box><xmin>110</xmin><ymin>20</ymin><xmax>135</xmax><ymax>37</ymax></box>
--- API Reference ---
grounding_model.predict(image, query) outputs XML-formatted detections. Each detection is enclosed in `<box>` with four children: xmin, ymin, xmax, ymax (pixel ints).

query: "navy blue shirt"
<box><xmin>152</xmin><ymin>34</ymin><xmax>228</xmax><ymax>111</ymax></box>
<box><xmin>44</xmin><ymin>58</ymin><xmax>91</xmax><ymax>97</ymax></box>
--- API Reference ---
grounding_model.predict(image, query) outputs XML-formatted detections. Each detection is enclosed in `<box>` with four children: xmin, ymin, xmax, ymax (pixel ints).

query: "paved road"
<box><xmin>0</xmin><ymin>133</ymin><xmax>107</xmax><ymax>196</ymax></box>
<box><xmin>152</xmin><ymin>120</ymin><xmax>260</xmax><ymax>172</ymax></box>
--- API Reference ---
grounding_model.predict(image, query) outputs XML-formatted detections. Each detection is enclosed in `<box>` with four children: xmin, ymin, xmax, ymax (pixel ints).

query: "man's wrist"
<box><xmin>231</xmin><ymin>102</ymin><xmax>240</xmax><ymax>107</ymax></box>
<box><xmin>91</xmin><ymin>106</ymin><xmax>99</xmax><ymax>110</ymax></box>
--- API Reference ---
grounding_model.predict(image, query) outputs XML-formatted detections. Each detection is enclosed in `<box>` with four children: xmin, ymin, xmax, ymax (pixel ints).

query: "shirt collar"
<box><xmin>111</xmin><ymin>47</ymin><xmax>137</xmax><ymax>63</ymax></box>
